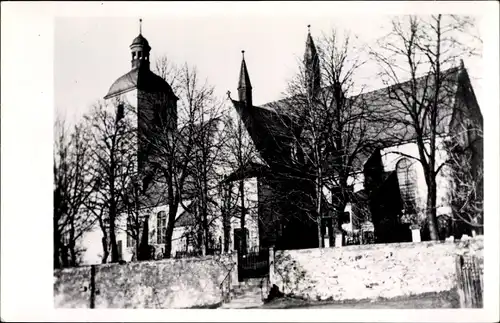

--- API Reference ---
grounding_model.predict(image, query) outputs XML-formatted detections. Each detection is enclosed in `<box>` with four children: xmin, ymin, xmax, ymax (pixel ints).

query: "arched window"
<box><xmin>396</xmin><ymin>158</ymin><xmax>417</xmax><ymax>215</ymax></box>
<box><xmin>157</xmin><ymin>211</ymin><xmax>167</xmax><ymax>244</ymax></box>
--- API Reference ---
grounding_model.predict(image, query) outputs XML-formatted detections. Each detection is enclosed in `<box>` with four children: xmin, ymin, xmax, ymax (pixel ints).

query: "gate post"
<box><xmin>89</xmin><ymin>265</ymin><xmax>96</xmax><ymax>309</ymax></box>
<box><xmin>231</xmin><ymin>251</ymin><xmax>239</xmax><ymax>286</ymax></box>
<box><xmin>268</xmin><ymin>246</ymin><xmax>275</xmax><ymax>285</ymax></box>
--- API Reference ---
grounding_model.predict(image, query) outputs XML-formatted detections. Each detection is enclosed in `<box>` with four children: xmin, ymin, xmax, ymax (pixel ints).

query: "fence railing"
<box><xmin>455</xmin><ymin>254</ymin><xmax>483</xmax><ymax>308</ymax></box>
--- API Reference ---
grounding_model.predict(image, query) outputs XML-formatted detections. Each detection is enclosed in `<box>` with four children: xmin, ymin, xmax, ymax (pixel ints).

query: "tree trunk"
<box><xmin>426</xmin><ymin>178</ymin><xmax>439</xmax><ymax>240</ymax></box>
<box><xmin>239</xmin><ymin>180</ymin><xmax>247</xmax><ymax>254</ymax></box>
<box><xmin>109</xmin><ymin>196</ymin><xmax>119</xmax><ymax>262</ymax></box>
<box><xmin>223</xmin><ymin>209</ymin><xmax>231</xmax><ymax>253</ymax></box>
<box><xmin>202</xmin><ymin>181</ymin><xmax>209</xmax><ymax>256</ymax></box>
<box><xmin>135</xmin><ymin>232</ymin><xmax>140</xmax><ymax>261</ymax></box>
<box><xmin>109</xmin><ymin>218</ymin><xmax>119</xmax><ymax>262</ymax></box>
<box><xmin>317</xmin><ymin>217</ymin><xmax>322</xmax><ymax>248</ymax></box>
<box><xmin>69</xmin><ymin>242</ymin><xmax>77</xmax><ymax>267</ymax></box>
<box><xmin>60</xmin><ymin>244</ymin><xmax>70</xmax><ymax>268</ymax></box>
<box><xmin>315</xmin><ymin>173</ymin><xmax>323</xmax><ymax>248</ymax></box>
<box><xmin>164</xmin><ymin>203</ymin><xmax>178</xmax><ymax>259</ymax></box>
<box><xmin>101</xmin><ymin>236</ymin><xmax>109</xmax><ymax>264</ymax></box>
<box><xmin>54</xmin><ymin>220</ymin><xmax>61</xmax><ymax>269</ymax></box>
<box><xmin>138</xmin><ymin>215</ymin><xmax>150</xmax><ymax>260</ymax></box>
<box><xmin>69</xmin><ymin>221</ymin><xmax>77</xmax><ymax>266</ymax></box>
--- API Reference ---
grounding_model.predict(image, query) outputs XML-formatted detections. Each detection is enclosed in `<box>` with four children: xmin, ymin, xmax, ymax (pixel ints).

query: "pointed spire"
<box><xmin>304</xmin><ymin>24</ymin><xmax>317</xmax><ymax>61</ymax></box>
<box><xmin>304</xmin><ymin>25</ymin><xmax>320</xmax><ymax>98</ymax></box>
<box><xmin>238</xmin><ymin>50</ymin><xmax>252</xmax><ymax>90</ymax></box>
<box><xmin>238</xmin><ymin>50</ymin><xmax>253</xmax><ymax>107</ymax></box>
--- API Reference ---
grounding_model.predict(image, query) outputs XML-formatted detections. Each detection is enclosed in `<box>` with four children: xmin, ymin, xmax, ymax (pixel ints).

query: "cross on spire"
<box><xmin>308</xmin><ymin>24</ymin><xmax>311</xmax><ymax>34</ymax></box>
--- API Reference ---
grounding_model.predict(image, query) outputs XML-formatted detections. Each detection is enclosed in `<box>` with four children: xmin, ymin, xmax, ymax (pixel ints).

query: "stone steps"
<box><xmin>220</xmin><ymin>278</ymin><xmax>267</xmax><ymax>309</ymax></box>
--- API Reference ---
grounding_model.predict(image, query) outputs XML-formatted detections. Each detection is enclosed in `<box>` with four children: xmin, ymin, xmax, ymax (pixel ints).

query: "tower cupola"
<box><xmin>130</xmin><ymin>19</ymin><xmax>151</xmax><ymax>70</ymax></box>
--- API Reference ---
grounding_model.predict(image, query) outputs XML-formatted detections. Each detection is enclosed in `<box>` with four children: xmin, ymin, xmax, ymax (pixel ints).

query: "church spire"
<box><xmin>304</xmin><ymin>25</ymin><xmax>320</xmax><ymax>98</ymax></box>
<box><xmin>238</xmin><ymin>50</ymin><xmax>253</xmax><ymax>107</ymax></box>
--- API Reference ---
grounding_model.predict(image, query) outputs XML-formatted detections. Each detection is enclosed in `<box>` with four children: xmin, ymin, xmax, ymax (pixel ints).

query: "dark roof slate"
<box><xmin>104</xmin><ymin>67</ymin><xmax>178</xmax><ymax>100</ymax></box>
<box><xmin>235</xmin><ymin>65</ymin><xmax>469</xmax><ymax>173</ymax></box>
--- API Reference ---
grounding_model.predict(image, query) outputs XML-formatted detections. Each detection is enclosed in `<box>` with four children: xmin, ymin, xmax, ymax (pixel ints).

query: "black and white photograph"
<box><xmin>1</xmin><ymin>1</ymin><xmax>499</xmax><ymax>321</ymax></box>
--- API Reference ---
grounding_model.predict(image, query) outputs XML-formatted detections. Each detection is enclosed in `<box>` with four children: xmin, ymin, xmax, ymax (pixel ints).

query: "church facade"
<box><xmin>228</xmin><ymin>28</ymin><xmax>483</xmax><ymax>250</ymax></box>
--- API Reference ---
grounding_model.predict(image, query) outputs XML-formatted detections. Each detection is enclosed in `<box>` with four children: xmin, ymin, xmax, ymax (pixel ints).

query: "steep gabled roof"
<box><xmin>235</xmin><ymin>64</ymin><xmax>474</xmax><ymax>173</ymax></box>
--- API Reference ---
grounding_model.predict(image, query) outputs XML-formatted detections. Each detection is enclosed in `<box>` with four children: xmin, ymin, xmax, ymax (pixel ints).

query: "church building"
<box><xmin>227</xmin><ymin>27</ymin><xmax>483</xmax><ymax>250</ymax></box>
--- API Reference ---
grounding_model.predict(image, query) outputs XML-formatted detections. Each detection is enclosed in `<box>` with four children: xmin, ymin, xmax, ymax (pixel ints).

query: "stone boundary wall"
<box><xmin>272</xmin><ymin>238</ymin><xmax>483</xmax><ymax>302</ymax></box>
<box><xmin>54</xmin><ymin>254</ymin><xmax>237</xmax><ymax>309</ymax></box>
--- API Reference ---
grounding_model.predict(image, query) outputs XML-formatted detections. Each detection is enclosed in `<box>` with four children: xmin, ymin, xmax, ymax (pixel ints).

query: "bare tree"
<box><xmin>219</xmin><ymin>98</ymin><xmax>262</xmax><ymax>253</ymax></box>
<box><xmin>371</xmin><ymin>15</ymin><xmax>482</xmax><ymax>240</ymax></box>
<box><xmin>142</xmin><ymin>58</ymin><xmax>225</xmax><ymax>258</ymax></box>
<box><xmin>266</xmin><ymin>29</ymin><xmax>383</xmax><ymax>247</ymax></box>
<box><xmin>186</xmin><ymin>108</ymin><xmax>226</xmax><ymax>255</ymax></box>
<box><xmin>120</xmin><ymin>173</ymin><xmax>159</xmax><ymax>261</ymax></box>
<box><xmin>84</xmin><ymin>100</ymin><xmax>137</xmax><ymax>263</ymax></box>
<box><xmin>445</xmin><ymin>123</ymin><xmax>483</xmax><ymax>236</ymax></box>
<box><xmin>53</xmin><ymin>116</ymin><xmax>96</xmax><ymax>268</ymax></box>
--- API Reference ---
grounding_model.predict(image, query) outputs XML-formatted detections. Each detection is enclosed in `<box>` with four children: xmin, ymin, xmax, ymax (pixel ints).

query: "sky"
<box><xmin>54</xmin><ymin>11</ymin><xmax>484</xmax><ymax>125</ymax></box>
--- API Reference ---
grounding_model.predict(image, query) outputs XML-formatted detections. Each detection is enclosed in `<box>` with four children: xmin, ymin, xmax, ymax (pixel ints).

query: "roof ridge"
<box><xmin>259</xmin><ymin>65</ymin><xmax>462</xmax><ymax>111</ymax></box>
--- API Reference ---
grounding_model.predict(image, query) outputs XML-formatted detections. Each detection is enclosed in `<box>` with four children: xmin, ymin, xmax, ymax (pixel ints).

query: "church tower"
<box><xmin>104</xmin><ymin>20</ymin><xmax>178</xmax><ymax>177</ymax></box>
<box><xmin>304</xmin><ymin>25</ymin><xmax>321</xmax><ymax>98</ymax></box>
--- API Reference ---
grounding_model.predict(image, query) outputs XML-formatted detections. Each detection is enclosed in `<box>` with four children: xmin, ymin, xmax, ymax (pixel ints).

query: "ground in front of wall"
<box><xmin>259</xmin><ymin>290</ymin><xmax>461</xmax><ymax>309</ymax></box>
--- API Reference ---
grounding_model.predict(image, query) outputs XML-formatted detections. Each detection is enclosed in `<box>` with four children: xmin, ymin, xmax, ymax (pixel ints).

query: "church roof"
<box><xmin>233</xmin><ymin>64</ymin><xmax>474</xmax><ymax>174</ymax></box>
<box><xmin>104</xmin><ymin>67</ymin><xmax>178</xmax><ymax>100</ymax></box>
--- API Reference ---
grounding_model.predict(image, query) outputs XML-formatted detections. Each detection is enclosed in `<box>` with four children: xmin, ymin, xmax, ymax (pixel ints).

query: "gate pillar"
<box><xmin>268</xmin><ymin>246</ymin><xmax>275</xmax><ymax>285</ymax></box>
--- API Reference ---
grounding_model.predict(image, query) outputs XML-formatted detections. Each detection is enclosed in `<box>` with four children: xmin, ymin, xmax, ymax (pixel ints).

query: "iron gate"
<box><xmin>238</xmin><ymin>249</ymin><xmax>269</xmax><ymax>281</ymax></box>
<box><xmin>455</xmin><ymin>254</ymin><xmax>483</xmax><ymax>308</ymax></box>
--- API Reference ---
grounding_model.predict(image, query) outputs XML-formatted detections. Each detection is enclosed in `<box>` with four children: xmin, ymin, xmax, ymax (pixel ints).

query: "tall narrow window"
<box><xmin>396</xmin><ymin>158</ymin><xmax>417</xmax><ymax>215</ymax></box>
<box><xmin>157</xmin><ymin>211</ymin><xmax>167</xmax><ymax>244</ymax></box>
<box><xmin>116</xmin><ymin>103</ymin><xmax>124</xmax><ymax>122</ymax></box>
